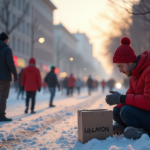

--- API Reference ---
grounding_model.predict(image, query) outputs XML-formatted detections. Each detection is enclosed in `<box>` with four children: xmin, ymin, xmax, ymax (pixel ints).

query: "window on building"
<box><xmin>18</xmin><ymin>39</ymin><xmax>20</xmax><ymax>52</ymax></box>
<box><xmin>12</xmin><ymin>37</ymin><xmax>15</xmax><ymax>51</ymax></box>
<box><xmin>27</xmin><ymin>23</ymin><xmax>30</xmax><ymax>35</ymax></box>
<box><xmin>18</xmin><ymin>0</ymin><xmax>21</xmax><ymax>9</ymax></box>
<box><xmin>17</xmin><ymin>18</ymin><xmax>21</xmax><ymax>31</ymax></box>
<box><xmin>23</xmin><ymin>0</ymin><xmax>26</xmax><ymax>11</ymax></box>
<box><xmin>1</xmin><ymin>8</ymin><xmax>5</xmax><ymax>20</ymax></box>
<box><xmin>27</xmin><ymin>4</ymin><xmax>30</xmax><ymax>16</ymax></box>
<box><xmin>22</xmin><ymin>21</ymin><xmax>25</xmax><ymax>33</ymax></box>
<box><xmin>13</xmin><ymin>15</ymin><xmax>16</xmax><ymax>26</ymax></box>
<box><xmin>27</xmin><ymin>43</ymin><xmax>29</xmax><ymax>55</ymax></box>
<box><xmin>22</xmin><ymin>41</ymin><xmax>24</xmax><ymax>53</ymax></box>
<box><xmin>13</xmin><ymin>0</ymin><xmax>16</xmax><ymax>6</ymax></box>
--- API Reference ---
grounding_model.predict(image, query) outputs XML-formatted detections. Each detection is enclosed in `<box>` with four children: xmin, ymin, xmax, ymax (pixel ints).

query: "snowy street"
<box><xmin>0</xmin><ymin>88</ymin><xmax>150</xmax><ymax>150</ymax></box>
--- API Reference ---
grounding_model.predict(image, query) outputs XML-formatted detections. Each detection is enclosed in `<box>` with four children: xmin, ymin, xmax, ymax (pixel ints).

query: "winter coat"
<box><xmin>21</xmin><ymin>65</ymin><xmax>41</xmax><ymax>91</ymax></box>
<box><xmin>63</xmin><ymin>77</ymin><xmax>68</xmax><ymax>88</ymax></box>
<box><xmin>44</xmin><ymin>71</ymin><xmax>60</xmax><ymax>88</ymax></box>
<box><xmin>76</xmin><ymin>79</ymin><xmax>82</xmax><ymax>88</ymax></box>
<box><xmin>101</xmin><ymin>81</ymin><xmax>106</xmax><ymax>87</ymax></box>
<box><xmin>87</xmin><ymin>77</ymin><xmax>93</xmax><ymax>87</ymax></box>
<box><xmin>68</xmin><ymin>75</ymin><xmax>76</xmax><ymax>87</ymax></box>
<box><xmin>116</xmin><ymin>51</ymin><xmax>150</xmax><ymax>111</ymax></box>
<box><xmin>0</xmin><ymin>41</ymin><xmax>17</xmax><ymax>81</ymax></box>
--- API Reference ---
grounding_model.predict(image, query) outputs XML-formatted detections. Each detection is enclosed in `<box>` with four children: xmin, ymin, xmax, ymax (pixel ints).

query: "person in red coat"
<box><xmin>105</xmin><ymin>37</ymin><xmax>150</xmax><ymax>140</ymax></box>
<box><xmin>67</xmin><ymin>74</ymin><xmax>76</xmax><ymax>96</ymax></box>
<box><xmin>101</xmin><ymin>80</ymin><xmax>106</xmax><ymax>92</ymax></box>
<box><xmin>21</xmin><ymin>58</ymin><xmax>41</xmax><ymax>114</ymax></box>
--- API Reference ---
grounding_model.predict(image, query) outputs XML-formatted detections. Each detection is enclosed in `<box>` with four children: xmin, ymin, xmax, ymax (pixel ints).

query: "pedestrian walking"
<box><xmin>63</xmin><ymin>77</ymin><xmax>68</xmax><ymax>95</ymax></box>
<box><xmin>67</xmin><ymin>74</ymin><xmax>76</xmax><ymax>96</ymax></box>
<box><xmin>45</xmin><ymin>66</ymin><xmax>60</xmax><ymax>107</ymax></box>
<box><xmin>101</xmin><ymin>80</ymin><xmax>106</xmax><ymax>92</ymax></box>
<box><xmin>107</xmin><ymin>78</ymin><xmax>115</xmax><ymax>91</ymax></box>
<box><xmin>76</xmin><ymin>78</ymin><xmax>82</xmax><ymax>95</ymax></box>
<box><xmin>87</xmin><ymin>75</ymin><xmax>93</xmax><ymax>95</ymax></box>
<box><xmin>106</xmin><ymin>37</ymin><xmax>150</xmax><ymax>140</ymax></box>
<box><xmin>0</xmin><ymin>32</ymin><xmax>18</xmax><ymax>121</ymax></box>
<box><xmin>21</xmin><ymin>58</ymin><xmax>41</xmax><ymax>114</ymax></box>
<box><xmin>17</xmin><ymin>69</ymin><xmax>24</xmax><ymax>100</ymax></box>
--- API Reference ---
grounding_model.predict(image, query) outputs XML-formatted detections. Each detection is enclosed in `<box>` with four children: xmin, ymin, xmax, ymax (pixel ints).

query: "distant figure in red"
<box><xmin>21</xmin><ymin>58</ymin><xmax>41</xmax><ymax>114</ymax></box>
<box><xmin>101</xmin><ymin>80</ymin><xmax>106</xmax><ymax>92</ymax></box>
<box><xmin>67</xmin><ymin>74</ymin><xmax>76</xmax><ymax>96</ymax></box>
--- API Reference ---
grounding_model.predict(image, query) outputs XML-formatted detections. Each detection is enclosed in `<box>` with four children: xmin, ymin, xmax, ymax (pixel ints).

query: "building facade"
<box><xmin>54</xmin><ymin>23</ymin><xmax>78</xmax><ymax>78</ymax></box>
<box><xmin>0</xmin><ymin>0</ymin><xmax>56</xmax><ymax>80</ymax></box>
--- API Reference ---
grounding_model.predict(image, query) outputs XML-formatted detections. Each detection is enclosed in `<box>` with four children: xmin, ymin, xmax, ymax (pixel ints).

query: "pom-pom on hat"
<box><xmin>113</xmin><ymin>37</ymin><xmax>137</xmax><ymax>63</ymax></box>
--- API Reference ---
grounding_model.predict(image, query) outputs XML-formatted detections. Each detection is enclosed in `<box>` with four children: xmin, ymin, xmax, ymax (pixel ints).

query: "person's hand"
<box><xmin>38</xmin><ymin>88</ymin><xmax>41</xmax><ymax>92</ymax></box>
<box><xmin>105</xmin><ymin>91</ymin><xmax>121</xmax><ymax>105</ymax></box>
<box><xmin>14</xmin><ymin>77</ymin><xmax>18</xmax><ymax>83</ymax></box>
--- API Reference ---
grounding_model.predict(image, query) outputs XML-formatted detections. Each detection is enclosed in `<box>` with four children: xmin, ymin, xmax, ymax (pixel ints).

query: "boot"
<box><xmin>25</xmin><ymin>108</ymin><xmax>28</xmax><ymax>114</ymax></box>
<box><xmin>0</xmin><ymin>117</ymin><xmax>12</xmax><ymax>122</ymax></box>
<box><xmin>49</xmin><ymin>104</ymin><xmax>55</xmax><ymax>107</ymax></box>
<box><xmin>113</xmin><ymin>123</ymin><xmax>125</xmax><ymax>135</ymax></box>
<box><xmin>124</xmin><ymin>126</ymin><xmax>148</xmax><ymax>140</ymax></box>
<box><xmin>31</xmin><ymin>110</ymin><xmax>36</xmax><ymax>114</ymax></box>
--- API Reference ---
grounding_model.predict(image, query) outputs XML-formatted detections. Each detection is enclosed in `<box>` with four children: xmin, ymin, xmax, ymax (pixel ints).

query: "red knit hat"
<box><xmin>113</xmin><ymin>37</ymin><xmax>137</xmax><ymax>63</ymax></box>
<box><xmin>29</xmin><ymin>57</ymin><xmax>36</xmax><ymax>65</ymax></box>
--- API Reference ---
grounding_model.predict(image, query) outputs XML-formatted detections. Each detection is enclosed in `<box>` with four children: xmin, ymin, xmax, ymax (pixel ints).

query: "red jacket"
<box><xmin>101</xmin><ymin>81</ymin><xmax>106</xmax><ymax>87</ymax></box>
<box><xmin>68</xmin><ymin>75</ymin><xmax>76</xmax><ymax>87</ymax></box>
<box><xmin>116</xmin><ymin>51</ymin><xmax>150</xmax><ymax>111</ymax></box>
<box><xmin>21</xmin><ymin>65</ymin><xmax>41</xmax><ymax>91</ymax></box>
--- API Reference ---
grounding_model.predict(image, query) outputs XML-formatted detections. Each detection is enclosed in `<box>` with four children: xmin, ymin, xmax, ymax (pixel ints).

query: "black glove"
<box><xmin>38</xmin><ymin>88</ymin><xmax>41</xmax><ymax>92</ymax></box>
<box><xmin>105</xmin><ymin>91</ymin><xmax>121</xmax><ymax>106</ymax></box>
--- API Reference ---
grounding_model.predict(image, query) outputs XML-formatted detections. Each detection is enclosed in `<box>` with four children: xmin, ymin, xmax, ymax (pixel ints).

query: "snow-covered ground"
<box><xmin>0</xmin><ymin>87</ymin><xmax>150</xmax><ymax>150</ymax></box>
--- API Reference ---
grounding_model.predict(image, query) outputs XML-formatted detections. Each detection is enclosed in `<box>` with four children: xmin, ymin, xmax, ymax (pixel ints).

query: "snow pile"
<box><xmin>72</xmin><ymin>134</ymin><xmax>150</xmax><ymax>150</ymax></box>
<box><xmin>25</xmin><ymin>123</ymin><xmax>44</xmax><ymax>132</ymax></box>
<box><xmin>0</xmin><ymin>133</ymin><xmax>6</xmax><ymax>142</ymax></box>
<box><xmin>7</xmin><ymin>133</ymin><xmax>16</xmax><ymax>140</ymax></box>
<box><xmin>1</xmin><ymin>147</ymin><xmax>7</xmax><ymax>150</ymax></box>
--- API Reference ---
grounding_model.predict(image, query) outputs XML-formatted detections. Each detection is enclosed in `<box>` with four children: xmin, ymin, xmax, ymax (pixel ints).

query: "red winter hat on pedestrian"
<box><xmin>113</xmin><ymin>37</ymin><xmax>137</xmax><ymax>63</ymax></box>
<box><xmin>29</xmin><ymin>57</ymin><xmax>36</xmax><ymax>65</ymax></box>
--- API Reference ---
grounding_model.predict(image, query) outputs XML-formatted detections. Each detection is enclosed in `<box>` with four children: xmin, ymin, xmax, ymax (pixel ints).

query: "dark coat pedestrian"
<box><xmin>87</xmin><ymin>76</ymin><xmax>93</xmax><ymax>95</ymax></box>
<box><xmin>21</xmin><ymin>58</ymin><xmax>41</xmax><ymax>114</ymax></box>
<box><xmin>45</xmin><ymin>66</ymin><xmax>60</xmax><ymax>107</ymax></box>
<box><xmin>0</xmin><ymin>32</ymin><xmax>18</xmax><ymax>121</ymax></box>
<box><xmin>76</xmin><ymin>78</ymin><xmax>82</xmax><ymax>95</ymax></box>
<box><xmin>63</xmin><ymin>77</ymin><xmax>68</xmax><ymax>95</ymax></box>
<box><xmin>17</xmin><ymin>69</ymin><xmax>24</xmax><ymax>99</ymax></box>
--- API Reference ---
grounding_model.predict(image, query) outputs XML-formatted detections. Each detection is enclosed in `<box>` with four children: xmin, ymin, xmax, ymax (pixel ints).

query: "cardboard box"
<box><xmin>78</xmin><ymin>109</ymin><xmax>113</xmax><ymax>144</ymax></box>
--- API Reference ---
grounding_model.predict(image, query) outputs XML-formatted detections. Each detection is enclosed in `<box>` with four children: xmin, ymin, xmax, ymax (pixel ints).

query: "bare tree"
<box><xmin>0</xmin><ymin>0</ymin><xmax>28</xmax><ymax>35</ymax></box>
<box><xmin>109</xmin><ymin>0</ymin><xmax>150</xmax><ymax>15</ymax></box>
<box><xmin>30</xmin><ymin>14</ymin><xmax>40</xmax><ymax>58</ymax></box>
<box><xmin>55</xmin><ymin>38</ymin><xmax>68</xmax><ymax>68</ymax></box>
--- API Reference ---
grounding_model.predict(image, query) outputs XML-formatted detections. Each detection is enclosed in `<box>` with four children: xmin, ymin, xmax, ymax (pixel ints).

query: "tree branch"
<box><xmin>109</xmin><ymin>0</ymin><xmax>150</xmax><ymax>15</ymax></box>
<box><xmin>9</xmin><ymin>3</ymin><xmax>29</xmax><ymax>34</ymax></box>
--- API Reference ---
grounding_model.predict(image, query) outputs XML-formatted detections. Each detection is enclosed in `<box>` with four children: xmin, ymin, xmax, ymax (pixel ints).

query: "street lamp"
<box><xmin>70</xmin><ymin>57</ymin><xmax>74</xmax><ymax>61</ymax></box>
<box><xmin>39</xmin><ymin>37</ymin><xmax>45</xmax><ymax>43</ymax></box>
<box><xmin>84</xmin><ymin>68</ymin><xmax>86</xmax><ymax>70</ymax></box>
